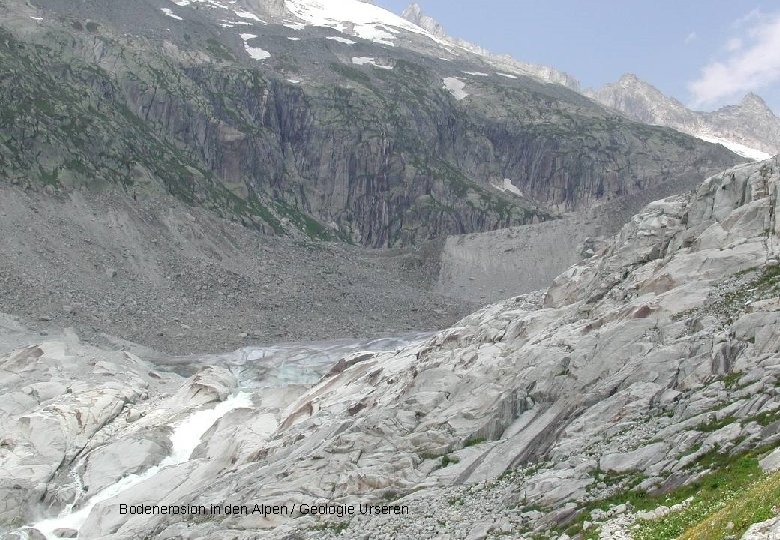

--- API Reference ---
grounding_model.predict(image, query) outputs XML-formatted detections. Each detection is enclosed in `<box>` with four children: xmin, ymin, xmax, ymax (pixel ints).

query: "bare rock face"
<box><xmin>402</xmin><ymin>3</ymin><xmax>447</xmax><ymax>38</ymax></box>
<box><xmin>742</xmin><ymin>516</ymin><xmax>780</xmax><ymax>540</ymax></box>
<box><xmin>0</xmin><ymin>0</ymin><xmax>739</xmax><ymax>247</ymax></box>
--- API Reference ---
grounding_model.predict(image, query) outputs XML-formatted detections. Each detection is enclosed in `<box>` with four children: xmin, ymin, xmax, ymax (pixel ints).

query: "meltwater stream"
<box><xmin>30</xmin><ymin>392</ymin><xmax>253</xmax><ymax>540</ymax></box>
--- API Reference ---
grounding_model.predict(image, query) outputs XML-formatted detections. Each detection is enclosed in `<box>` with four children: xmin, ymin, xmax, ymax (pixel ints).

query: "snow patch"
<box><xmin>287</xmin><ymin>37</ymin><xmax>301</xmax><ymax>41</ymax></box>
<box><xmin>29</xmin><ymin>16</ymin><xmax>43</xmax><ymax>21</ymax></box>
<box><xmin>326</xmin><ymin>36</ymin><xmax>356</xmax><ymax>45</ymax></box>
<box><xmin>283</xmin><ymin>22</ymin><xmax>306</xmax><ymax>31</ymax></box>
<box><xmin>694</xmin><ymin>133</ymin><xmax>772</xmax><ymax>161</ymax></box>
<box><xmin>161</xmin><ymin>8</ymin><xmax>183</xmax><ymax>20</ymax></box>
<box><xmin>240</xmin><ymin>34</ymin><xmax>271</xmax><ymax>61</ymax></box>
<box><xmin>220</xmin><ymin>20</ymin><xmax>251</xmax><ymax>28</ymax></box>
<box><xmin>492</xmin><ymin>178</ymin><xmax>524</xmax><ymax>197</ymax></box>
<box><xmin>463</xmin><ymin>71</ymin><xmax>489</xmax><ymax>77</ymax></box>
<box><xmin>443</xmin><ymin>77</ymin><xmax>468</xmax><ymax>100</ymax></box>
<box><xmin>234</xmin><ymin>10</ymin><xmax>264</xmax><ymax>23</ymax></box>
<box><xmin>170</xmin><ymin>0</ymin><xmax>229</xmax><ymax>10</ymax></box>
<box><xmin>352</xmin><ymin>57</ymin><xmax>392</xmax><ymax>70</ymax></box>
<box><xmin>497</xmin><ymin>72</ymin><xmax>518</xmax><ymax>79</ymax></box>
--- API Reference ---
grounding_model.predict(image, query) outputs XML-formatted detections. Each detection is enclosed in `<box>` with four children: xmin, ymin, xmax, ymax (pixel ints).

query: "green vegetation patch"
<box><xmin>633</xmin><ymin>447</ymin><xmax>777</xmax><ymax>540</ymax></box>
<box><xmin>678</xmin><ymin>468</ymin><xmax>780</xmax><ymax>540</ymax></box>
<box><xmin>696</xmin><ymin>415</ymin><xmax>737</xmax><ymax>433</ymax></box>
<box><xmin>714</xmin><ymin>266</ymin><xmax>780</xmax><ymax>323</ymax></box>
<box><xmin>563</xmin><ymin>445</ymin><xmax>779</xmax><ymax>540</ymax></box>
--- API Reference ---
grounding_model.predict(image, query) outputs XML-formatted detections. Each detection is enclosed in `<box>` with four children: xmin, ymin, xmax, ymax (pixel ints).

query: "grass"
<box><xmin>441</xmin><ymin>454</ymin><xmax>460</xmax><ymax>467</ymax></box>
<box><xmin>464</xmin><ymin>437</ymin><xmax>486</xmax><ymax>448</ymax></box>
<box><xmin>678</xmin><ymin>469</ymin><xmax>780</xmax><ymax>539</ymax></box>
<box><xmin>632</xmin><ymin>447</ymin><xmax>777</xmax><ymax>540</ymax></box>
<box><xmin>310</xmin><ymin>521</ymin><xmax>349</xmax><ymax>534</ymax></box>
<box><xmin>562</xmin><ymin>445</ymin><xmax>779</xmax><ymax>540</ymax></box>
<box><xmin>714</xmin><ymin>266</ymin><xmax>780</xmax><ymax>323</ymax></box>
<box><xmin>722</xmin><ymin>371</ymin><xmax>744</xmax><ymax>389</ymax></box>
<box><xmin>746</xmin><ymin>408</ymin><xmax>780</xmax><ymax>427</ymax></box>
<box><xmin>696</xmin><ymin>416</ymin><xmax>737</xmax><ymax>433</ymax></box>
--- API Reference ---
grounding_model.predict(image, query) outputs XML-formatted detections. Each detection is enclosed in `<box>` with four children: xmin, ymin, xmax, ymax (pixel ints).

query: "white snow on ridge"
<box><xmin>352</xmin><ymin>57</ymin><xmax>392</xmax><ymax>70</ymax></box>
<box><xmin>694</xmin><ymin>133</ymin><xmax>772</xmax><ymax>161</ymax></box>
<box><xmin>463</xmin><ymin>71</ymin><xmax>489</xmax><ymax>77</ymax></box>
<box><xmin>443</xmin><ymin>77</ymin><xmax>468</xmax><ymax>100</ymax></box>
<box><xmin>284</xmin><ymin>0</ymin><xmax>442</xmax><ymax>47</ymax></box>
<box><xmin>161</xmin><ymin>8</ymin><xmax>183</xmax><ymax>20</ymax></box>
<box><xmin>240</xmin><ymin>33</ymin><xmax>271</xmax><ymax>61</ymax></box>
<box><xmin>169</xmin><ymin>0</ymin><xmax>230</xmax><ymax>11</ymax></box>
<box><xmin>326</xmin><ymin>36</ymin><xmax>356</xmax><ymax>45</ymax></box>
<box><xmin>497</xmin><ymin>72</ymin><xmax>518</xmax><ymax>79</ymax></box>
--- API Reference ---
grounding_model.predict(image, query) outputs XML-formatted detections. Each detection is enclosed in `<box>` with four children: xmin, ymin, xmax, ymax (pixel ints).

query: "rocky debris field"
<box><xmin>0</xmin><ymin>186</ymin><xmax>468</xmax><ymax>355</ymax></box>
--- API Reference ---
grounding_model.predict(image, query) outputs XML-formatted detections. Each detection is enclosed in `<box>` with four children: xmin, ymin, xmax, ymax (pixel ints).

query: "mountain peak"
<box><xmin>618</xmin><ymin>73</ymin><xmax>640</xmax><ymax>84</ymax></box>
<box><xmin>740</xmin><ymin>92</ymin><xmax>773</xmax><ymax>113</ymax></box>
<box><xmin>402</xmin><ymin>2</ymin><xmax>422</xmax><ymax>18</ymax></box>
<box><xmin>401</xmin><ymin>2</ymin><xmax>446</xmax><ymax>38</ymax></box>
<box><xmin>616</xmin><ymin>73</ymin><xmax>656</xmax><ymax>90</ymax></box>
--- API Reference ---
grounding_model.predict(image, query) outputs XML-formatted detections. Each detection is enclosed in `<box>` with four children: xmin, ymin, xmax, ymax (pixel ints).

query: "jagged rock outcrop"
<box><xmin>400</xmin><ymin>2</ymin><xmax>581</xmax><ymax>90</ymax></box>
<box><xmin>32</xmin><ymin>157</ymin><xmax>776</xmax><ymax>539</ymax></box>
<box><xmin>401</xmin><ymin>3</ymin><xmax>447</xmax><ymax>38</ymax></box>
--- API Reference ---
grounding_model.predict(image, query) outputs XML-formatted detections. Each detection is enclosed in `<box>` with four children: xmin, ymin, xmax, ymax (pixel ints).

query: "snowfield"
<box><xmin>284</xmin><ymin>0</ymin><xmax>440</xmax><ymax>47</ymax></box>
<box><xmin>693</xmin><ymin>133</ymin><xmax>773</xmax><ymax>162</ymax></box>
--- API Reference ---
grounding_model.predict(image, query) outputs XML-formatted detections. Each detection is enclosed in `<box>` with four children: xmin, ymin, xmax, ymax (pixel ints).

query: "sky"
<box><xmin>373</xmin><ymin>0</ymin><xmax>780</xmax><ymax>114</ymax></box>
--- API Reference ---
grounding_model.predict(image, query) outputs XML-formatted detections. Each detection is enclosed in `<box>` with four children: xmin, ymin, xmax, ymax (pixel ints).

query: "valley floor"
<box><xmin>0</xmin><ymin>185</ymin><xmax>470</xmax><ymax>355</ymax></box>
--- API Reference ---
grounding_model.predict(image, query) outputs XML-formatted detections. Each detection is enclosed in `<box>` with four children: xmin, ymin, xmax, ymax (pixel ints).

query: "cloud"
<box><xmin>724</xmin><ymin>37</ymin><xmax>742</xmax><ymax>51</ymax></box>
<box><xmin>684</xmin><ymin>31</ymin><xmax>698</xmax><ymax>45</ymax></box>
<box><xmin>734</xmin><ymin>8</ymin><xmax>763</xmax><ymax>28</ymax></box>
<box><xmin>688</xmin><ymin>10</ymin><xmax>780</xmax><ymax>107</ymax></box>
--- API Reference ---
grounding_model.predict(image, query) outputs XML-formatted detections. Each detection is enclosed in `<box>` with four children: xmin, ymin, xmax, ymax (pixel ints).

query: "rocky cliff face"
<box><xmin>0</xmin><ymin>0</ymin><xmax>740</xmax><ymax>247</ymax></box>
<box><xmin>587</xmin><ymin>74</ymin><xmax>780</xmax><ymax>160</ymax></box>
<box><xmin>4</xmin><ymin>159</ymin><xmax>779</xmax><ymax>539</ymax></box>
